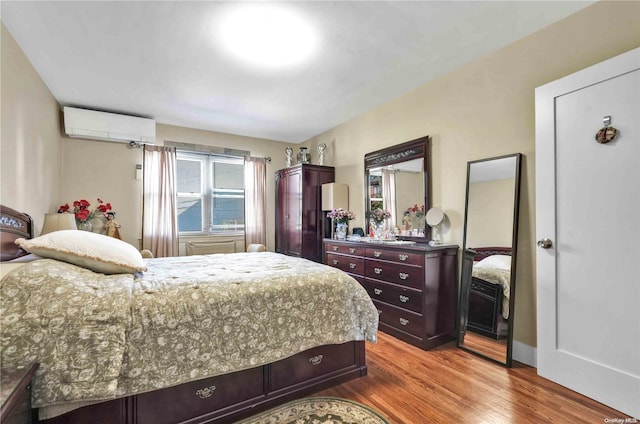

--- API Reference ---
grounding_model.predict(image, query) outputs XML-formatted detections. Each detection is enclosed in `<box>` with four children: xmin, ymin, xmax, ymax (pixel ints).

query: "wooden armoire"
<box><xmin>275</xmin><ymin>164</ymin><xmax>334</xmax><ymax>262</ymax></box>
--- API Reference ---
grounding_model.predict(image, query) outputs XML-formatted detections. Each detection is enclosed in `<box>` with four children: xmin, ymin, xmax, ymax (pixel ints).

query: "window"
<box><xmin>176</xmin><ymin>152</ymin><xmax>245</xmax><ymax>234</ymax></box>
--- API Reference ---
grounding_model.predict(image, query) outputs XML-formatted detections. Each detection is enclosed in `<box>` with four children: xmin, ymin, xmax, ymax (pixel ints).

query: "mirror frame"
<box><xmin>457</xmin><ymin>153</ymin><xmax>522</xmax><ymax>367</ymax></box>
<box><xmin>364</xmin><ymin>136</ymin><xmax>431</xmax><ymax>242</ymax></box>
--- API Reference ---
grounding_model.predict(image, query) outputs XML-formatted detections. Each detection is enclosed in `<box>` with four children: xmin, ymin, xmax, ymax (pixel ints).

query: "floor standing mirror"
<box><xmin>457</xmin><ymin>153</ymin><xmax>522</xmax><ymax>366</ymax></box>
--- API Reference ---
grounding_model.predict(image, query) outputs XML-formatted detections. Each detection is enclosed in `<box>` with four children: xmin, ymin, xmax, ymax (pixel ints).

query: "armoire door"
<box><xmin>535</xmin><ymin>47</ymin><xmax>639</xmax><ymax>418</ymax></box>
<box><xmin>285</xmin><ymin>168</ymin><xmax>302</xmax><ymax>257</ymax></box>
<box><xmin>275</xmin><ymin>168</ymin><xmax>302</xmax><ymax>257</ymax></box>
<box><xmin>301</xmin><ymin>167</ymin><xmax>334</xmax><ymax>262</ymax></box>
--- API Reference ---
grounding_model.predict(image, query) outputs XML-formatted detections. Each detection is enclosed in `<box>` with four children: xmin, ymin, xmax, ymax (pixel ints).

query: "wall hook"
<box><xmin>595</xmin><ymin>115</ymin><xmax>618</xmax><ymax>144</ymax></box>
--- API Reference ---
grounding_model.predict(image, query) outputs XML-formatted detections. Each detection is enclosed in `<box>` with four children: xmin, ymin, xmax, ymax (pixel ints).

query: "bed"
<box><xmin>0</xmin><ymin>205</ymin><xmax>379</xmax><ymax>424</ymax></box>
<box><xmin>466</xmin><ymin>247</ymin><xmax>512</xmax><ymax>340</ymax></box>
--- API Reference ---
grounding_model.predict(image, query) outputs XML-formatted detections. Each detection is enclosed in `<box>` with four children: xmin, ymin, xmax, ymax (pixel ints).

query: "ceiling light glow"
<box><xmin>217</xmin><ymin>5</ymin><xmax>318</xmax><ymax>68</ymax></box>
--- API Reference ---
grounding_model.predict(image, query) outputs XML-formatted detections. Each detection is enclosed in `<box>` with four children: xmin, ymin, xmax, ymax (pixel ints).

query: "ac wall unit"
<box><xmin>63</xmin><ymin>107</ymin><xmax>156</xmax><ymax>144</ymax></box>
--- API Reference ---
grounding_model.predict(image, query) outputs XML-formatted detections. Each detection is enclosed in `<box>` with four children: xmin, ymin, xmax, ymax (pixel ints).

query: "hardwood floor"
<box><xmin>460</xmin><ymin>331</ymin><xmax>507</xmax><ymax>363</ymax></box>
<box><xmin>315</xmin><ymin>332</ymin><xmax>631</xmax><ymax>423</ymax></box>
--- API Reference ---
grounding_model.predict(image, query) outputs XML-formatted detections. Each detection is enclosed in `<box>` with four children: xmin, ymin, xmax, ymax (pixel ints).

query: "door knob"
<box><xmin>537</xmin><ymin>238</ymin><xmax>553</xmax><ymax>249</ymax></box>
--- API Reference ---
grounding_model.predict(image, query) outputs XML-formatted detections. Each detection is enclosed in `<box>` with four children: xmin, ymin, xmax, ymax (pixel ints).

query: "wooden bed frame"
<box><xmin>467</xmin><ymin>247</ymin><xmax>512</xmax><ymax>340</ymax></box>
<box><xmin>469</xmin><ymin>246</ymin><xmax>512</xmax><ymax>261</ymax></box>
<box><xmin>0</xmin><ymin>205</ymin><xmax>33</xmax><ymax>261</ymax></box>
<box><xmin>0</xmin><ymin>205</ymin><xmax>367</xmax><ymax>424</ymax></box>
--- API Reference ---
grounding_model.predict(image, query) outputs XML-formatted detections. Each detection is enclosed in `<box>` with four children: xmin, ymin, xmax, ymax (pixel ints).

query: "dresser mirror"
<box><xmin>457</xmin><ymin>153</ymin><xmax>522</xmax><ymax>366</ymax></box>
<box><xmin>364</xmin><ymin>136</ymin><xmax>431</xmax><ymax>241</ymax></box>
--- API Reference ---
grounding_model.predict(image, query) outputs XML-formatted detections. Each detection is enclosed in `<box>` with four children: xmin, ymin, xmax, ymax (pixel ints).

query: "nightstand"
<box><xmin>1</xmin><ymin>362</ymin><xmax>39</xmax><ymax>424</ymax></box>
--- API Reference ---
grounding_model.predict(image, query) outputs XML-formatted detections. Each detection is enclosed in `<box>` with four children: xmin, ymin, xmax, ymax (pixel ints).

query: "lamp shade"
<box><xmin>321</xmin><ymin>183</ymin><xmax>349</xmax><ymax>211</ymax></box>
<box><xmin>41</xmin><ymin>213</ymin><xmax>77</xmax><ymax>235</ymax></box>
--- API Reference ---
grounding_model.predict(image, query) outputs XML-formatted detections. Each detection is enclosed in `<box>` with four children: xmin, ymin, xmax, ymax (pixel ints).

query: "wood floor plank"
<box><xmin>315</xmin><ymin>332</ymin><xmax>632</xmax><ymax>423</ymax></box>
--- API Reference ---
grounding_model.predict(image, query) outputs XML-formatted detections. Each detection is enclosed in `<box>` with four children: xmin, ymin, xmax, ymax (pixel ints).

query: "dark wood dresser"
<box><xmin>324</xmin><ymin>240</ymin><xmax>458</xmax><ymax>350</ymax></box>
<box><xmin>1</xmin><ymin>363</ymin><xmax>38</xmax><ymax>424</ymax></box>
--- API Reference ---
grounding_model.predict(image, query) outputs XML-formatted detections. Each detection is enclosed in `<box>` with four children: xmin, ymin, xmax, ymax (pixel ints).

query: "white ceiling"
<box><xmin>1</xmin><ymin>1</ymin><xmax>594</xmax><ymax>143</ymax></box>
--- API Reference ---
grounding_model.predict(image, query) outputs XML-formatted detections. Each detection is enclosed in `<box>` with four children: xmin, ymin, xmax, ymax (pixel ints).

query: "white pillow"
<box><xmin>474</xmin><ymin>254</ymin><xmax>511</xmax><ymax>272</ymax></box>
<box><xmin>15</xmin><ymin>230</ymin><xmax>147</xmax><ymax>274</ymax></box>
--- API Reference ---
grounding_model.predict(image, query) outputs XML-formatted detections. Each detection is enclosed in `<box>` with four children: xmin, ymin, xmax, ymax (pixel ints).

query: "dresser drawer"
<box><xmin>326</xmin><ymin>253</ymin><xmax>364</xmax><ymax>275</ymax></box>
<box><xmin>365</xmin><ymin>259</ymin><xmax>423</xmax><ymax>289</ymax></box>
<box><xmin>270</xmin><ymin>342</ymin><xmax>357</xmax><ymax>391</ymax></box>
<box><xmin>365</xmin><ymin>248</ymin><xmax>424</xmax><ymax>266</ymax></box>
<box><xmin>325</xmin><ymin>243</ymin><xmax>365</xmax><ymax>256</ymax></box>
<box><xmin>136</xmin><ymin>367</ymin><xmax>263</xmax><ymax>424</ymax></box>
<box><xmin>374</xmin><ymin>300</ymin><xmax>423</xmax><ymax>338</ymax></box>
<box><xmin>362</xmin><ymin>279</ymin><xmax>422</xmax><ymax>313</ymax></box>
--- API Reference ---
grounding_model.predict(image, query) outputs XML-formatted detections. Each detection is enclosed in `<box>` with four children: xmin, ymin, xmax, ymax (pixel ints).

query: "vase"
<box><xmin>335</xmin><ymin>222</ymin><xmax>347</xmax><ymax>240</ymax></box>
<box><xmin>411</xmin><ymin>215</ymin><xmax>425</xmax><ymax>231</ymax></box>
<box><xmin>77</xmin><ymin>220</ymin><xmax>93</xmax><ymax>232</ymax></box>
<box><xmin>370</xmin><ymin>220</ymin><xmax>386</xmax><ymax>240</ymax></box>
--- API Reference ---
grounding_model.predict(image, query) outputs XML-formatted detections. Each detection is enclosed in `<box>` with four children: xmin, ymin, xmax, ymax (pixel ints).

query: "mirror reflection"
<box><xmin>458</xmin><ymin>154</ymin><xmax>522</xmax><ymax>366</ymax></box>
<box><xmin>368</xmin><ymin>158</ymin><xmax>425</xmax><ymax>236</ymax></box>
<box><xmin>364</xmin><ymin>136</ymin><xmax>430</xmax><ymax>241</ymax></box>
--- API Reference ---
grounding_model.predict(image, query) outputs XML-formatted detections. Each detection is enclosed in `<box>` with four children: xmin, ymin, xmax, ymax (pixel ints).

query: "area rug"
<box><xmin>235</xmin><ymin>396</ymin><xmax>390</xmax><ymax>424</ymax></box>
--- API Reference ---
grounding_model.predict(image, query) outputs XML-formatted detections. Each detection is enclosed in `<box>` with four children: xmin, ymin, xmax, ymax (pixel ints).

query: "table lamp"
<box><xmin>41</xmin><ymin>213</ymin><xmax>77</xmax><ymax>235</ymax></box>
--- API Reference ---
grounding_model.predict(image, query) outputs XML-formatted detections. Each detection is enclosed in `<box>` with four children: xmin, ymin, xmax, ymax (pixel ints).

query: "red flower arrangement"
<box><xmin>58</xmin><ymin>198</ymin><xmax>112</xmax><ymax>223</ymax></box>
<box><xmin>407</xmin><ymin>204</ymin><xmax>425</xmax><ymax>218</ymax></box>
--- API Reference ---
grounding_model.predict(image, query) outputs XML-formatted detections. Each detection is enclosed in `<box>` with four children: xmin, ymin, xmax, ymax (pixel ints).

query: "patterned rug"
<box><xmin>235</xmin><ymin>396</ymin><xmax>390</xmax><ymax>424</ymax></box>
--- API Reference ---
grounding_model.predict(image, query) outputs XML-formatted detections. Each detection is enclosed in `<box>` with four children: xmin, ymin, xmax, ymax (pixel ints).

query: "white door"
<box><xmin>535</xmin><ymin>48</ymin><xmax>640</xmax><ymax>419</ymax></box>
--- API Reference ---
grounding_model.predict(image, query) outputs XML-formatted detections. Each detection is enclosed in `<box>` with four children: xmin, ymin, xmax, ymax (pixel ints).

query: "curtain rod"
<box><xmin>130</xmin><ymin>141</ymin><xmax>271</xmax><ymax>163</ymax></box>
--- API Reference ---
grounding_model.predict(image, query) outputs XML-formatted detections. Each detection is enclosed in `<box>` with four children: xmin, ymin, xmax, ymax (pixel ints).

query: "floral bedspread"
<box><xmin>472</xmin><ymin>266</ymin><xmax>511</xmax><ymax>319</ymax></box>
<box><xmin>0</xmin><ymin>253</ymin><xmax>378</xmax><ymax>409</ymax></box>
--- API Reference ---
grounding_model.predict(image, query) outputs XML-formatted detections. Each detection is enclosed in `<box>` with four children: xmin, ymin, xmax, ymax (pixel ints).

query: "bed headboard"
<box><xmin>470</xmin><ymin>246</ymin><xmax>512</xmax><ymax>261</ymax></box>
<box><xmin>0</xmin><ymin>205</ymin><xmax>33</xmax><ymax>261</ymax></box>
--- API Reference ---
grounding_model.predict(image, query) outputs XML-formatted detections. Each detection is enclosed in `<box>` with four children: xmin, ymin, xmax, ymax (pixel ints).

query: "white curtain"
<box><xmin>382</xmin><ymin>169</ymin><xmax>397</xmax><ymax>229</ymax></box>
<box><xmin>244</xmin><ymin>157</ymin><xmax>267</xmax><ymax>248</ymax></box>
<box><xmin>142</xmin><ymin>145</ymin><xmax>178</xmax><ymax>258</ymax></box>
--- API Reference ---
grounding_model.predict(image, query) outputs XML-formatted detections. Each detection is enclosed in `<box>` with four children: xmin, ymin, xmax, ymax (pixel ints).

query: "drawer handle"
<box><xmin>398</xmin><ymin>254</ymin><xmax>408</xmax><ymax>261</ymax></box>
<box><xmin>373</xmin><ymin>251</ymin><xmax>382</xmax><ymax>258</ymax></box>
<box><xmin>309</xmin><ymin>354</ymin><xmax>324</xmax><ymax>366</ymax></box>
<box><xmin>349</xmin><ymin>262</ymin><xmax>357</xmax><ymax>269</ymax></box>
<box><xmin>399</xmin><ymin>318</ymin><xmax>409</xmax><ymax>326</ymax></box>
<box><xmin>309</xmin><ymin>355</ymin><xmax>322</xmax><ymax>367</ymax></box>
<box><xmin>399</xmin><ymin>295</ymin><xmax>409</xmax><ymax>303</ymax></box>
<box><xmin>374</xmin><ymin>268</ymin><xmax>382</xmax><ymax>275</ymax></box>
<box><xmin>374</xmin><ymin>288</ymin><xmax>382</xmax><ymax>295</ymax></box>
<box><xmin>349</xmin><ymin>248</ymin><xmax>356</xmax><ymax>253</ymax></box>
<box><xmin>196</xmin><ymin>385</ymin><xmax>216</xmax><ymax>399</ymax></box>
<box><xmin>332</xmin><ymin>246</ymin><xmax>339</xmax><ymax>251</ymax></box>
<box><xmin>332</xmin><ymin>259</ymin><xmax>339</xmax><ymax>265</ymax></box>
<box><xmin>399</xmin><ymin>272</ymin><xmax>409</xmax><ymax>280</ymax></box>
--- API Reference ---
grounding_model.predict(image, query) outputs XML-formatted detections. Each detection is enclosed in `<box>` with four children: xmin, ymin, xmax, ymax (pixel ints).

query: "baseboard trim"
<box><xmin>512</xmin><ymin>340</ymin><xmax>537</xmax><ymax>367</ymax></box>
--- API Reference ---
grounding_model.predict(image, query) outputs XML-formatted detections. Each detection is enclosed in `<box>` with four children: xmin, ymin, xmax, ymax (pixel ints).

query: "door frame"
<box><xmin>535</xmin><ymin>47</ymin><xmax>640</xmax><ymax>418</ymax></box>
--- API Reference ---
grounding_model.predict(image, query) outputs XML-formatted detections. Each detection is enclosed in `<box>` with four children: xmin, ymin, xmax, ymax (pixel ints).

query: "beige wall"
<box><xmin>1</xmin><ymin>23</ymin><xmax>62</xmax><ymax>231</ymax></box>
<box><xmin>466</xmin><ymin>179</ymin><xmax>515</xmax><ymax>248</ymax></box>
<box><xmin>303</xmin><ymin>1</ymin><xmax>640</xmax><ymax>348</ymax></box>
<box><xmin>59</xmin><ymin>136</ymin><xmax>143</xmax><ymax>247</ymax></box>
<box><xmin>394</xmin><ymin>171</ymin><xmax>424</xmax><ymax>227</ymax></box>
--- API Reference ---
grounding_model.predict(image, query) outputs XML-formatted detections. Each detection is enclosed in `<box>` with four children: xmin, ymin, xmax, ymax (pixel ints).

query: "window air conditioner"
<box><xmin>63</xmin><ymin>107</ymin><xmax>156</xmax><ymax>145</ymax></box>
